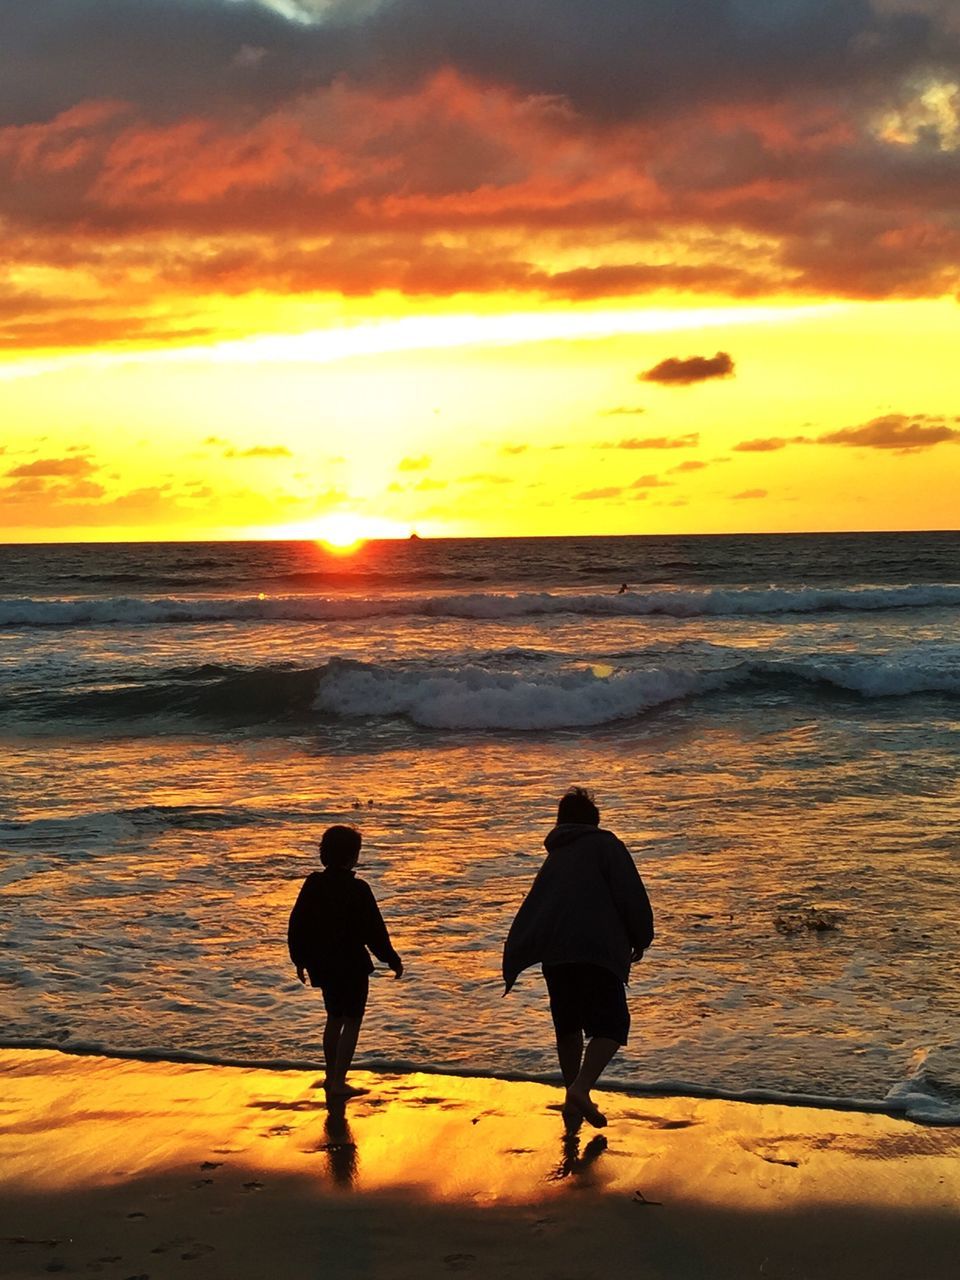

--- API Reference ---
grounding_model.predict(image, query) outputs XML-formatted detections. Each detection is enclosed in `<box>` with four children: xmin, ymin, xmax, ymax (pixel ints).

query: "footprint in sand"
<box><xmin>443</xmin><ymin>1253</ymin><xmax>476</xmax><ymax>1271</ymax></box>
<box><xmin>200</xmin><ymin>1161</ymin><xmax>223</xmax><ymax>1171</ymax></box>
<box><xmin>242</xmin><ymin>1180</ymin><xmax>264</xmax><ymax>1192</ymax></box>
<box><xmin>180</xmin><ymin>1243</ymin><xmax>215</xmax><ymax>1261</ymax></box>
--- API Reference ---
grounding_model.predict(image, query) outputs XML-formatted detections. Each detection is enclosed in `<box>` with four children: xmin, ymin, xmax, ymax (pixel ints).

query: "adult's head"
<box><xmin>320</xmin><ymin>824</ymin><xmax>362</xmax><ymax>868</ymax></box>
<box><xmin>556</xmin><ymin>786</ymin><xmax>600</xmax><ymax>826</ymax></box>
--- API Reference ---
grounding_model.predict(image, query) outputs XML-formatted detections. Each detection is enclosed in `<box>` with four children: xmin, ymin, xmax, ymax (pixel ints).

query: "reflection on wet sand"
<box><xmin>315</xmin><ymin>1098</ymin><xmax>358</xmax><ymax>1189</ymax></box>
<box><xmin>3</xmin><ymin>1050</ymin><xmax>960</xmax><ymax>1280</ymax></box>
<box><xmin>549</xmin><ymin>1130</ymin><xmax>608</xmax><ymax>1183</ymax></box>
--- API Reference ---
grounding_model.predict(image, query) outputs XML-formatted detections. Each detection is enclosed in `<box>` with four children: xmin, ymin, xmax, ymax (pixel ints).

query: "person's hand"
<box><xmin>389</xmin><ymin>953</ymin><xmax>404</xmax><ymax>979</ymax></box>
<box><xmin>296</xmin><ymin>966</ymin><xmax>307</xmax><ymax>984</ymax></box>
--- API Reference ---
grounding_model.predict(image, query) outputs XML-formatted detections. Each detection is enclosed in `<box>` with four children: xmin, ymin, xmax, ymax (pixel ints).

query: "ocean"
<box><xmin>1</xmin><ymin>532</ymin><xmax>959</xmax><ymax>1121</ymax></box>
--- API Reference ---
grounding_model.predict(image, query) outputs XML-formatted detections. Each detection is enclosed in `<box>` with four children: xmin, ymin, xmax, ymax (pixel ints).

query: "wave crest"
<box><xmin>6</xmin><ymin>649</ymin><xmax>959</xmax><ymax>731</ymax></box>
<box><xmin>2</xmin><ymin>582</ymin><xmax>960</xmax><ymax>628</ymax></box>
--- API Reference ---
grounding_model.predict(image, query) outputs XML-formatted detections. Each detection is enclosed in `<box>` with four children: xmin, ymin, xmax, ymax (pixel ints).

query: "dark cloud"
<box><xmin>818</xmin><ymin>413</ymin><xmax>959</xmax><ymax>450</ymax></box>
<box><xmin>732</xmin><ymin>488</ymin><xmax>767</xmax><ymax>498</ymax></box>
<box><xmin>599</xmin><ymin>433</ymin><xmax>700</xmax><ymax>449</ymax></box>
<box><xmin>639</xmin><ymin>351</ymin><xmax>735</xmax><ymax>385</ymax></box>
<box><xmin>733</xmin><ymin>414</ymin><xmax>959</xmax><ymax>454</ymax></box>
<box><xmin>670</xmin><ymin>460</ymin><xmax>708</xmax><ymax>472</ymax></box>
<box><xmin>4</xmin><ymin>1</ymin><xmax>947</xmax><ymax>129</ymax></box>
<box><xmin>630</xmin><ymin>474</ymin><xmax>671</xmax><ymax>488</ymax></box>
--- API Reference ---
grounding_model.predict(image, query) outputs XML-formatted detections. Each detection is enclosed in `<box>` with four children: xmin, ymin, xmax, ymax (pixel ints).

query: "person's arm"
<box><xmin>605</xmin><ymin>841</ymin><xmax>654</xmax><ymax>959</ymax></box>
<box><xmin>359</xmin><ymin>882</ymin><xmax>403</xmax><ymax>977</ymax></box>
<box><xmin>287</xmin><ymin>876</ymin><xmax>314</xmax><ymax>983</ymax></box>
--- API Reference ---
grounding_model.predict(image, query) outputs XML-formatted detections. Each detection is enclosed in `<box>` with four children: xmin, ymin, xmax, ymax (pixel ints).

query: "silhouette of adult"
<box><xmin>502</xmin><ymin>787</ymin><xmax>654</xmax><ymax>1127</ymax></box>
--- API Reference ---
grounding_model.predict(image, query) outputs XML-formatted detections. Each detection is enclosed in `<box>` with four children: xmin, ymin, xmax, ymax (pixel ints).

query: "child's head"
<box><xmin>319</xmin><ymin>824</ymin><xmax>362</xmax><ymax>869</ymax></box>
<box><xmin>556</xmin><ymin>786</ymin><xmax>600</xmax><ymax>826</ymax></box>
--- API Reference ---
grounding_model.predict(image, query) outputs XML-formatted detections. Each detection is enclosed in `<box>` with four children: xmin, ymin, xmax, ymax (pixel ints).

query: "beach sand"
<box><xmin>1</xmin><ymin>1049</ymin><xmax>958</xmax><ymax>1280</ymax></box>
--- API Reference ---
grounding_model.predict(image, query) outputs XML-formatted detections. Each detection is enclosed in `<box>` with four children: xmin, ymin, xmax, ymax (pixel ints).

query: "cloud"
<box><xmin>461</xmin><ymin>472</ymin><xmax>510</xmax><ymax>484</ymax></box>
<box><xmin>600</xmin><ymin>406</ymin><xmax>646</xmax><ymax>416</ymax></box>
<box><xmin>574</xmin><ymin>486</ymin><xmax>624</xmax><ymax>499</ymax></box>
<box><xmin>639</xmin><ymin>351</ymin><xmax>735</xmax><ymax>385</ymax></box>
<box><xmin>670</xmin><ymin>460</ymin><xmax>708</xmax><ymax>472</ymax></box>
<box><xmin>733</xmin><ymin>436</ymin><xmax>809</xmax><ymax>452</ymax></box>
<box><xmin>733</xmin><ymin>413</ymin><xmax>959</xmax><ymax>454</ymax></box>
<box><xmin>732</xmin><ymin>488</ymin><xmax>768</xmax><ymax>499</ymax></box>
<box><xmin>398</xmin><ymin>455</ymin><xmax>431</xmax><ymax>471</ymax></box>
<box><xmin>226</xmin><ymin>444</ymin><xmax>293</xmax><ymax>458</ymax></box>
<box><xmin>630</xmin><ymin>474</ymin><xmax>671</xmax><ymax>488</ymax></box>
<box><xmin>818</xmin><ymin>413</ymin><xmax>959</xmax><ymax>451</ymax></box>
<box><xmin>600</xmin><ymin>433</ymin><xmax>700</xmax><ymax>449</ymax></box>
<box><xmin>0</xmin><ymin>0</ymin><xmax>958</xmax><ymax>353</ymax></box>
<box><xmin>6</xmin><ymin>455</ymin><xmax>97</xmax><ymax>478</ymax></box>
<box><xmin>500</xmin><ymin>444</ymin><xmax>528</xmax><ymax>455</ymax></box>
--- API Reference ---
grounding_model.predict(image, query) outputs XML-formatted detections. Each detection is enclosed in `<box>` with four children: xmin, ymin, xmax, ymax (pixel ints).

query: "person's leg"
<box><xmin>544</xmin><ymin>965</ymin><xmax>581</xmax><ymax>1084</ymax></box>
<box><xmin>556</xmin><ymin>1029</ymin><xmax>584</xmax><ymax>1087</ymax></box>
<box><xmin>566</xmin><ymin>1036</ymin><xmax>620</xmax><ymax>1127</ymax></box>
<box><xmin>563</xmin><ymin>968</ymin><xmax>629</xmax><ymax>1128</ymax></box>
<box><xmin>323</xmin><ymin>1015</ymin><xmax>344</xmax><ymax>1082</ymax></box>
<box><xmin>324</xmin><ymin>972</ymin><xmax>369</xmax><ymax>1096</ymax></box>
<box><xmin>325</xmin><ymin>1014</ymin><xmax>365</xmax><ymax>1095</ymax></box>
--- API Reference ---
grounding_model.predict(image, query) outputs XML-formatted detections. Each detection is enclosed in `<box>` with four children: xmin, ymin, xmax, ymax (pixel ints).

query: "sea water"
<box><xmin>1</xmin><ymin>533</ymin><xmax>959</xmax><ymax>1121</ymax></box>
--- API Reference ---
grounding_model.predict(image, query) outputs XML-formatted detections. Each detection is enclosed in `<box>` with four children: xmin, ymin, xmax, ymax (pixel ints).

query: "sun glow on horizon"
<box><xmin>299</xmin><ymin>513</ymin><xmax>413</xmax><ymax>550</ymax></box>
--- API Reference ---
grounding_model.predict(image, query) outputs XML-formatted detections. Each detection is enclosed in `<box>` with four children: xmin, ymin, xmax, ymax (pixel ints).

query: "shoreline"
<box><xmin>1</xmin><ymin>1038</ymin><xmax>953</xmax><ymax>1127</ymax></box>
<box><xmin>2</xmin><ymin>1048</ymin><xmax>959</xmax><ymax>1279</ymax></box>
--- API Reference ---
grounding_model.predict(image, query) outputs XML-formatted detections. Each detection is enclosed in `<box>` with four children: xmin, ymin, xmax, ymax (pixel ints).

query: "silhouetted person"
<box><xmin>502</xmin><ymin>787</ymin><xmax>653</xmax><ymax>1128</ymax></box>
<box><xmin>288</xmin><ymin>825</ymin><xmax>402</xmax><ymax>1097</ymax></box>
<box><xmin>617</xmin><ymin>583</ymin><xmax>628</xmax><ymax>594</ymax></box>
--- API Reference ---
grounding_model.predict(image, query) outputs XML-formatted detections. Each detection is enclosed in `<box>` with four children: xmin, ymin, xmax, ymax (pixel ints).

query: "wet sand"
<box><xmin>1</xmin><ymin>1048</ymin><xmax>958</xmax><ymax>1279</ymax></box>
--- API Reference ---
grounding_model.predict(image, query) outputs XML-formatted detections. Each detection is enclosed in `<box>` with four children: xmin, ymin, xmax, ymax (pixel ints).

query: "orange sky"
<box><xmin>1</xmin><ymin>1</ymin><xmax>958</xmax><ymax>540</ymax></box>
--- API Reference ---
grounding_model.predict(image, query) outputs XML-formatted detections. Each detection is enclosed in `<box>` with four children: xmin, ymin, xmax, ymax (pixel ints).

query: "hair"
<box><xmin>556</xmin><ymin>786</ymin><xmax>600</xmax><ymax>826</ymax></box>
<box><xmin>319</xmin><ymin>824</ymin><xmax>362</xmax><ymax>868</ymax></box>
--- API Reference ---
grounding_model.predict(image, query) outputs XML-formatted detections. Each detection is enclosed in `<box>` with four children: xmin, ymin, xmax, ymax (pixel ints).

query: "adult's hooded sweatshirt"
<box><xmin>502</xmin><ymin>823</ymin><xmax>654</xmax><ymax>993</ymax></box>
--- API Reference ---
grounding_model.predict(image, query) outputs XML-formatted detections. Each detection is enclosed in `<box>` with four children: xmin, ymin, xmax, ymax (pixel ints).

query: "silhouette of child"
<box><xmin>287</xmin><ymin>825</ymin><xmax>402</xmax><ymax>1096</ymax></box>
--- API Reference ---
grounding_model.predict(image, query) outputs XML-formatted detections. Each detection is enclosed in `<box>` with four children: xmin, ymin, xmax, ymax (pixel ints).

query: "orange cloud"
<box><xmin>600</xmin><ymin>434</ymin><xmax>700</xmax><ymax>449</ymax></box>
<box><xmin>0</xmin><ymin>2</ymin><xmax>958</xmax><ymax>356</ymax></box>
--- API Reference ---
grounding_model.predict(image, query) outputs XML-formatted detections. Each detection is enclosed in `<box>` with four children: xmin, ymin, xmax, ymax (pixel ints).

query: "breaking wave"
<box><xmin>7</xmin><ymin>650</ymin><xmax>960</xmax><ymax>731</ymax></box>
<box><xmin>2</xmin><ymin>582</ymin><xmax>960</xmax><ymax>628</ymax></box>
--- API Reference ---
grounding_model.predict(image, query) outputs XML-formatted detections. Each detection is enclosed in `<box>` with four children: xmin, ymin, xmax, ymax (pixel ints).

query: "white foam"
<box><xmin>313</xmin><ymin>661</ymin><xmax>714</xmax><ymax>729</ymax></box>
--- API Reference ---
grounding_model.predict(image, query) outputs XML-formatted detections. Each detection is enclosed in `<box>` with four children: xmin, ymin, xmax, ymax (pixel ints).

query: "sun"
<box><xmin>314</xmin><ymin>513</ymin><xmax>369</xmax><ymax>553</ymax></box>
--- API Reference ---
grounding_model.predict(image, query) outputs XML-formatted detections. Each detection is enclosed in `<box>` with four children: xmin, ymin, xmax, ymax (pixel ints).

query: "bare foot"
<box><xmin>565</xmin><ymin>1088</ymin><xmax>606</xmax><ymax>1129</ymax></box>
<box><xmin>560</xmin><ymin>1101</ymin><xmax>583</xmax><ymax>1131</ymax></box>
<box><xmin>324</xmin><ymin>1082</ymin><xmax>369</xmax><ymax>1098</ymax></box>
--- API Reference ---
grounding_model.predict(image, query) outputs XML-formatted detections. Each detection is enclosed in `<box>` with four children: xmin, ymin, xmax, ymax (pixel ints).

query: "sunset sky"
<box><xmin>1</xmin><ymin>0</ymin><xmax>958</xmax><ymax>541</ymax></box>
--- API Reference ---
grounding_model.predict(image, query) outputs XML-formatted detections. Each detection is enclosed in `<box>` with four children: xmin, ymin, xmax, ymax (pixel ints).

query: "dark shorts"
<box><xmin>308</xmin><ymin>968</ymin><xmax>369</xmax><ymax>1019</ymax></box>
<box><xmin>542</xmin><ymin>963</ymin><xmax>630</xmax><ymax>1046</ymax></box>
